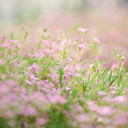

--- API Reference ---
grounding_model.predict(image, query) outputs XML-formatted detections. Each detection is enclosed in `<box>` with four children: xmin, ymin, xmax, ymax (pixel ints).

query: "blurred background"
<box><xmin>0</xmin><ymin>0</ymin><xmax>128</xmax><ymax>69</ymax></box>
<box><xmin>0</xmin><ymin>0</ymin><xmax>128</xmax><ymax>23</ymax></box>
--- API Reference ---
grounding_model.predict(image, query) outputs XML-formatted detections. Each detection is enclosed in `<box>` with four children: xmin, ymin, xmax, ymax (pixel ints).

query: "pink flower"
<box><xmin>1</xmin><ymin>42</ymin><xmax>10</xmax><ymax>47</ymax></box>
<box><xmin>3</xmin><ymin>37</ymin><xmax>6</xmax><ymax>40</ymax></box>
<box><xmin>21</xmin><ymin>105</ymin><xmax>37</xmax><ymax>117</ymax></box>
<box><xmin>17</xmin><ymin>44</ymin><xmax>22</xmax><ymax>48</ymax></box>
<box><xmin>78</xmin><ymin>43</ymin><xmax>87</xmax><ymax>49</ymax></box>
<box><xmin>36</xmin><ymin>118</ymin><xmax>46</xmax><ymax>126</ymax></box>
<box><xmin>96</xmin><ymin>55</ymin><xmax>100</xmax><ymax>60</ymax></box>
<box><xmin>97</xmin><ymin>91</ymin><xmax>107</xmax><ymax>96</ymax></box>
<box><xmin>113</xmin><ymin>96</ymin><xmax>127</xmax><ymax>104</ymax></box>
<box><xmin>78</xmin><ymin>27</ymin><xmax>88</xmax><ymax>33</ymax></box>
<box><xmin>0</xmin><ymin>85</ymin><xmax>8</xmax><ymax>94</ymax></box>
<box><xmin>32</xmin><ymin>62</ymin><xmax>39</xmax><ymax>72</ymax></box>
<box><xmin>115</xmin><ymin>114</ymin><xmax>127</xmax><ymax>125</ymax></box>
<box><xmin>50</xmin><ymin>94</ymin><xmax>67</xmax><ymax>104</ymax></box>
<box><xmin>97</xmin><ymin>69</ymin><xmax>100</xmax><ymax>72</ymax></box>
<box><xmin>75</xmin><ymin>113</ymin><xmax>89</xmax><ymax>122</ymax></box>
<box><xmin>8</xmin><ymin>39</ymin><xmax>18</xmax><ymax>43</ymax></box>
<box><xmin>97</xmin><ymin>106</ymin><xmax>116</xmax><ymax>116</ymax></box>
<box><xmin>67</xmin><ymin>57</ymin><xmax>73</xmax><ymax>62</ymax></box>
<box><xmin>92</xmin><ymin>38</ymin><xmax>101</xmax><ymax>44</ymax></box>
<box><xmin>112</xmin><ymin>63</ymin><xmax>118</xmax><ymax>70</ymax></box>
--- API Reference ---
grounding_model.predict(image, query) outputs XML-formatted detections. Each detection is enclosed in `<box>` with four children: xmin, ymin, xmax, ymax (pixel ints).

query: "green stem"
<box><xmin>34</xmin><ymin>35</ymin><xmax>44</xmax><ymax>52</ymax></box>
<box><xmin>65</xmin><ymin>45</ymin><xmax>89</xmax><ymax>67</ymax></box>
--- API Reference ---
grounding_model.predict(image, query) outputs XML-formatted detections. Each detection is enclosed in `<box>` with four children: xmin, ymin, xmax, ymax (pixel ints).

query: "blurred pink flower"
<box><xmin>8</xmin><ymin>39</ymin><xmax>18</xmax><ymax>43</ymax></box>
<box><xmin>75</xmin><ymin>113</ymin><xmax>89</xmax><ymax>122</ymax></box>
<box><xmin>0</xmin><ymin>85</ymin><xmax>8</xmax><ymax>94</ymax></box>
<box><xmin>32</xmin><ymin>62</ymin><xmax>39</xmax><ymax>72</ymax></box>
<box><xmin>92</xmin><ymin>38</ymin><xmax>101</xmax><ymax>44</ymax></box>
<box><xmin>36</xmin><ymin>118</ymin><xmax>46</xmax><ymax>126</ymax></box>
<box><xmin>112</xmin><ymin>63</ymin><xmax>118</xmax><ymax>70</ymax></box>
<box><xmin>96</xmin><ymin>55</ymin><xmax>100</xmax><ymax>60</ymax></box>
<box><xmin>1</xmin><ymin>42</ymin><xmax>10</xmax><ymax>47</ymax></box>
<box><xmin>21</xmin><ymin>105</ymin><xmax>37</xmax><ymax>117</ymax></box>
<box><xmin>67</xmin><ymin>57</ymin><xmax>73</xmax><ymax>62</ymax></box>
<box><xmin>97</xmin><ymin>91</ymin><xmax>107</xmax><ymax>96</ymax></box>
<box><xmin>78</xmin><ymin>43</ymin><xmax>87</xmax><ymax>49</ymax></box>
<box><xmin>115</xmin><ymin>114</ymin><xmax>127</xmax><ymax>125</ymax></box>
<box><xmin>113</xmin><ymin>96</ymin><xmax>127</xmax><ymax>104</ymax></box>
<box><xmin>50</xmin><ymin>94</ymin><xmax>67</xmax><ymax>104</ymax></box>
<box><xmin>97</xmin><ymin>106</ymin><xmax>116</xmax><ymax>116</ymax></box>
<box><xmin>78</xmin><ymin>27</ymin><xmax>88</xmax><ymax>33</ymax></box>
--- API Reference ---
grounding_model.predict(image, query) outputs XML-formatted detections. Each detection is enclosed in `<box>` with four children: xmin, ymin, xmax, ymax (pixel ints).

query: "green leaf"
<box><xmin>109</xmin><ymin>76</ymin><xmax>118</xmax><ymax>87</ymax></box>
<box><xmin>43</xmin><ymin>27</ymin><xmax>47</xmax><ymax>33</ymax></box>
<box><xmin>90</xmin><ymin>74</ymin><xmax>98</xmax><ymax>83</ymax></box>
<box><xmin>102</xmin><ymin>68</ymin><xmax>107</xmax><ymax>77</ymax></box>
<box><xmin>109</xmin><ymin>70</ymin><xmax>112</xmax><ymax>82</ymax></box>
<box><xmin>59</xmin><ymin>67</ymin><xmax>63</xmax><ymax>85</ymax></box>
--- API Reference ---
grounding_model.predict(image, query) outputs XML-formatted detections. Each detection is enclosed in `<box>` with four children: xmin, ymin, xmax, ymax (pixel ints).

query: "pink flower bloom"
<box><xmin>112</xmin><ymin>63</ymin><xmax>118</xmax><ymax>70</ymax></box>
<box><xmin>113</xmin><ymin>96</ymin><xmax>127</xmax><ymax>104</ymax></box>
<box><xmin>115</xmin><ymin>114</ymin><xmax>127</xmax><ymax>125</ymax></box>
<box><xmin>36</xmin><ymin>118</ymin><xmax>46</xmax><ymax>126</ymax></box>
<box><xmin>1</xmin><ymin>42</ymin><xmax>10</xmax><ymax>47</ymax></box>
<box><xmin>32</xmin><ymin>62</ymin><xmax>39</xmax><ymax>72</ymax></box>
<box><xmin>97</xmin><ymin>91</ymin><xmax>107</xmax><ymax>96</ymax></box>
<box><xmin>21</xmin><ymin>105</ymin><xmax>37</xmax><ymax>117</ymax></box>
<box><xmin>50</xmin><ymin>94</ymin><xmax>67</xmax><ymax>104</ymax></box>
<box><xmin>96</xmin><ymin>55</ymin><xmax>100</xmax><ymax>60</ymax></box>
<box><xmin>17</xmin><ymin>44</ymin><xmax>22</xmax><ymax>48</ymax></box>
<box><xmin>92</xmin><ymin>38</ymin><xmax>101</xmax><ymax>44</ymax></box>
<box><xmin>78</xmin><ymin>27</ymin><xmax>88</xmax><ymax>33</ymax></box>
<box><xmin>0</xmin><ymin>85</ymin><xmax>8</xmax><ymax>94</ymax></box>
<box><xmin>8</xmin><ymin>39</ymin><xmax>18</xmax><ymax>43</ymax></box>
<box><xmin>97</xmin><ymin>106</ymin><xmax>116</xmax><ymax>116</ymax></box>
<box><xmin>106</xmin><ymin>81</ymin><xmax>110</xmax><ymax>86</ymax></box>
<box><xmin>5</xmin><ymin>110</ymin><xmax>15</xmax><ymax>118</ymax></box>
<box><xmin>78</xmin><ymin>43</ymin><xmax>87</xmax><ymax>49</ymax></box>
<box><xmin>3</xmin><ymin>37</ymin><xmax>6</xmax><ymax>40</ymax></box>
<box><xmin>67</xmin><ymin>57</ymin><xmax>73</xmax><ymax>62</ymax></box>
<box><xmin>42</xmin><ymin>49</ymin><xmax>50</xmax><ymax>54</ymax></box>
<box><xmin>97</xmin><ymin>69</ymin><xmax>100</xmax><ymax>72</ymax></box>
<box><xmin>60</xmin><ymin>39</ymin><xmax>67</xmax><ymax>46</ymax></box>
<box><xmin>75</xmin><ymin>113</ymin><xmax>89</xmax><ymax>122</ymax></box>
<box><xmin>0</xmin><ymin>59</ymin><xmax>6</xmax><ymax>64</ymax></box>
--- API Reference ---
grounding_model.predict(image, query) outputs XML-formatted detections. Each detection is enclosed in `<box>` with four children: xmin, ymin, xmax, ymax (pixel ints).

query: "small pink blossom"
<box><xmin>92</xmin><ymin>38</ymin><xmax>101</xmax><ymax>44</ymax></box>
<box><xmin>97</xmin><ymin>91</ymin><xmax>107</xmax><ymax>96</ymax></box>
<box><xmin>8</xmin><ymin>39</ymin><xmax>18</xmax><ymax>43</ymax></box>
<box><xmin>96</xmin><ymin>55</ymin><xmax>100</xmax><ymax>60</ymax></box>
<box><xmin>50</xmin><ymin>94</ymin><xmax>67</xmax><ymax>104</ymax></box>
<box><xmin>115</xmin><ymin>114</ymin><xmax>127</xmax><ymax>125</ymax></box>
<box><xmin>32</xmin><ymin>62</ymin><xmax>39</xmax><ymax>72</ymax></box>
<box><xmin>112</xmin><ymin>63</ymin><xmax>118</xmax><ymax>70</ymax></box>
<box><xmin>75</xmin><ymin>113</ymin><xmax>89</xmax><ymax>122</ymax></box>
<box><xmin>113</xmin><ymin>96</ymin><xmax>127</xmax><ymax>104</ymax></box>
<box><xmin>36</xmin><ymin>118</ymin><xmax>46</xmax><ymax>126</ymax></box>
<box><xmin>78</xmin><ymin>27</ymin><xmax>88</xmax><ymax>33</ymax></box>
<box><xmin>97</xmin><ymin>106</ymin><xmax>116</xmax><ymax>116</ymax></box>
<box><xmin>21</xmin><ymin>105</ymin><xmax>37</xmax><ymax>117</ymax></box>
<box><xmin>78</xmin><ymin>43</ymin><xmax>87</xmax><ymax>49</ymax></box>
<box><xmin>97</xmin><ymin>69</ymin><xmax>100</xmax><ymax>72</ymax></box>
<box><xmin>1</xmin><ymin>42</ymin><xmax>10</xmax><ymax>47</ymax></box>
<box><xmin>67</xmin><ymin>57</ymin><xmax>73</xmax><ymax>62</ymax></box>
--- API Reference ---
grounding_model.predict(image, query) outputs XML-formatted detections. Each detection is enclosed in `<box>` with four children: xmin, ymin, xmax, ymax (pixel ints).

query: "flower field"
<box><xmin>0</xmin><ymin>7</ymin><xmax>128</xmax><ymax>128</ymax></box>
